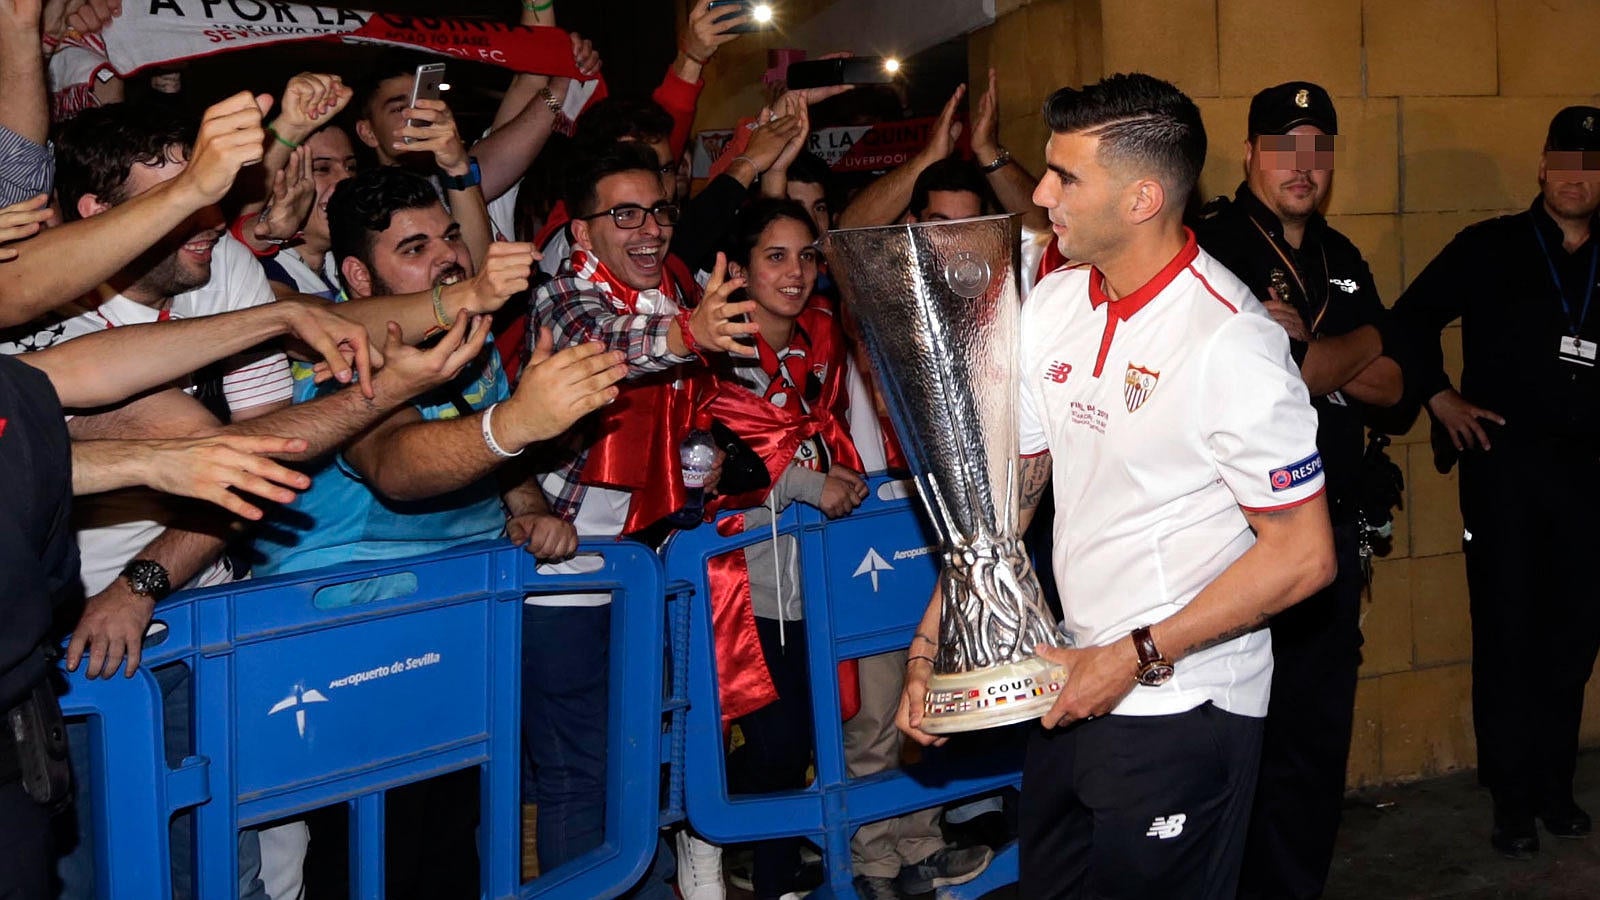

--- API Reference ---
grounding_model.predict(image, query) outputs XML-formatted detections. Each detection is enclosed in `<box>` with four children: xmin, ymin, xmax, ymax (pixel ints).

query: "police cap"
<box><xmin>1248</xmin><ymin>81</ymin><xmax>1338</xmax><ymax>138</ymax></box>
<box><xmin>1545</xmin><ymin>106</ymin><xmax>1600</xmax><ymax>153</ymax></box>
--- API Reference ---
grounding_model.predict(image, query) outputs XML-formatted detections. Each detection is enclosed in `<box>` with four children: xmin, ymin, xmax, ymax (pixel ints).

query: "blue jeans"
<box><xmin>521</xmin><ymin>604</ymin><xmax>673</xmax><ymax>899</ymax></box>
<box><xmin>56</xmin><ymin>664</ymin><xmax>265</xmax><ymax>900</ymax></box>
<box><xmin>522</xmin><ymin>605</ymin><xmax>609</xmax><ymax>871</ymax></box>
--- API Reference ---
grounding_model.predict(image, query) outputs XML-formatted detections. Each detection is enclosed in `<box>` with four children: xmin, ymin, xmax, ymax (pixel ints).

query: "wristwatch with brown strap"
<box><xmin>1131</xmin><ymin>626</ymin><xmax>1174</xmax><ymax>687</ymax></box>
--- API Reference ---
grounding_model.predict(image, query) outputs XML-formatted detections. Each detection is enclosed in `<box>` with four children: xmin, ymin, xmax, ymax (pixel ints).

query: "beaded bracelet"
<box><xmin>522</xmin><ymin>0</ymin><xmax>554</xmax><ymax>11</ymax></box>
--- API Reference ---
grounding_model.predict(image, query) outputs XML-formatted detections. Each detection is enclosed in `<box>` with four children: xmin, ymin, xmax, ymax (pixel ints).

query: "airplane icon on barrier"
<box><xmin>853</xmin><ymin>548</ymin><xmax>895</xmax><ymax>592</ymax></box>
<box><xmin>269</xmin><ymin>685</ymin><xmax>330</xmax><ymax>738</ymax></box>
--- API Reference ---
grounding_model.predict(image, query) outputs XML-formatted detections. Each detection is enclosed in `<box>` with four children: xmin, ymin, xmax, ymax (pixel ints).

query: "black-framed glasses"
<box><xmin>579</xmin><ymin>202</ymin><xmax>682</xmax><ymax>229</ymax></box>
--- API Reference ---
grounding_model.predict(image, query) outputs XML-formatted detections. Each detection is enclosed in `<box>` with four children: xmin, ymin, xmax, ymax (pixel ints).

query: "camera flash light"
<box><xmin>884</xmin><ymin>58</ymin><xmax>901</xmax><ymax>74</ymax></box>
<box><xmin>439</xmin><ymin>83</ymin><xmax>452</xmax><ymax>92</ymax></box>
<box><xmin>751</xmin><ymin>3</ymin><xmax>773</xmax><ymax>23</ymax></box>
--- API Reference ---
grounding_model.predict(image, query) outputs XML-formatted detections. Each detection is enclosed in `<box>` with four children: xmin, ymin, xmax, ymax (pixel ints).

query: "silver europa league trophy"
<box><xmin>825</xmin><ymin>214</ymin><xmax>1068</xmax><ymax>734</ymax></box>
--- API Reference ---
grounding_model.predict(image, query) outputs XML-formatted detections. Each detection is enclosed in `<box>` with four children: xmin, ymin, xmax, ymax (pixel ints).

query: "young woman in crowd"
<box><xmin>689</xmin><ymin>199</ymin><xmax>870</xmax><ymax>900</ymax></box>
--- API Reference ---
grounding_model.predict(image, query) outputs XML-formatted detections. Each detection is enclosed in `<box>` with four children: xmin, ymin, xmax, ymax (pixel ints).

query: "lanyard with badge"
<box><xmin>1530</xmin><ymin>214</ymin><xmax>1600</xmax><ymax>367</ymax></box>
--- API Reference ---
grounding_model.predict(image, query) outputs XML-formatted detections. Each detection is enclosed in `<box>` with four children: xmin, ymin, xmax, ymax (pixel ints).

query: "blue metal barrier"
<box><xmin>663</xmin><ymin>475</ymin><xmax>1024</xmax><ymax>898</ymax></box>
<box><xmin>58</xmin><ymin>538</ymin><xmax>671</xmax><ymax>900</ymax></box>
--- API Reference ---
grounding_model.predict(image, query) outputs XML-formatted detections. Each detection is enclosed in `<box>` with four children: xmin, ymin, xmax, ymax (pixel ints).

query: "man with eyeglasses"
<box><xmin>522</xmin><ymin>140</ymin><xmax>756</xmax><ymax>887</ymax></box>
<box><xmin>1191</xmin><ymin>81</ymin><xmax>1404</xmax><ymax>900</ymax></box>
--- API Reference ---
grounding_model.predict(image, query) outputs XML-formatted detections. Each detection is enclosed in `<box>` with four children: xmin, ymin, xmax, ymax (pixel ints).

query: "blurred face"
<box><xmin>913</xmin><ymin>189</ymin><xmax>983</xmax><ymax>222</ymax></box>
<box><xmin>102</xmin><ymin>146</ymin><xmax>224</xmax><ymax>301</ymax></box>
<box><xmin>1540</xmin><ymin>150</ymin><xmax>1600</xmax><ymax>221</ymax></box>
<box><xmin>730</xmin><ymin>216</ymin><xmax>819</xmax><ymax>325</ymax></box>
<box><xmin>303</xmin><ymin>127</ymin><xmax>359</xmax><ymax>249</ymax></box>
<box><xmin>571</xmin><ymin>170</ymin><xmax>672</xmax><ymax>291</ymax></box>
<box><xmin>1245</xmin><ymin>126</ymin><xmax>1334</xmax><ymax>224</ymax></box>
<box><xmin>361</xmin><ymin>202</ymin><xmax>471</xmax><ymax>297</ymax></box>
<box><xmin>1032</xmin><ymin>131</ymin><xmax>1129</xmax><ymax>266</ymax></box>
<box><xmin>787</xmin><ymin>180</ymin><xmax>830</xmax><ymax>235</ymax></box>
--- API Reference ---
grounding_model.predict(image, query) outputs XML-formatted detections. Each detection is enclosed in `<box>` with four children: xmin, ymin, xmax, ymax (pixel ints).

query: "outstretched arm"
<box><xmin>0</xmin><ymin>92</ymin><xmax>271</xmax><ymax>327</ymax></box>
<box><xmin>24</xmin><ymin>297</ymin><xmax>374</xmax><ymax>408</ymax></box>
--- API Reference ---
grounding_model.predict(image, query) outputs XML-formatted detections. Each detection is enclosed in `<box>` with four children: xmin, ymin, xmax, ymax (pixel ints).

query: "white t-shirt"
<box><xmin>0</xmin><ymin>234</ymin><xmax>289</xmax><ymax>595</ymax></box>
<box><xmin>1018</xmin><ymin>231</ymin><xmax>1323</xmax><ymax>718</ymax></box>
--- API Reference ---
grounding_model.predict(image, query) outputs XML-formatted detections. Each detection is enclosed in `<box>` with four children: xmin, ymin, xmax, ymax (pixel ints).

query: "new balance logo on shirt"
<box><xmin>1146</xmin><ymin>813</ymin><xmax>1187</xmax><ymax>839</ymax></box>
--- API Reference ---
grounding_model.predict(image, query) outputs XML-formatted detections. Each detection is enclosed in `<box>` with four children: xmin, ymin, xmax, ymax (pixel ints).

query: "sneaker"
<box><xmin>852</xmin><ymin>874</ymin><xmax>908</xmax><ymax>900</ymax></box>
<box><xmin>894</xmin><ymin>843</ymin><xmax>994</xmax><ymax>895</ymax></box>
<box><xmin>674</xmin><ymin>829</ymin><xmax>725</xmax><ymax>900</ymax></box>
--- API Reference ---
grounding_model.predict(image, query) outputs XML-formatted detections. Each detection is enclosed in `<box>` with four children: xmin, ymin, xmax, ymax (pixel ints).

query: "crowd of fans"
<box><xmin>3</xmin><ymin>0</ymin><xmax>1597</xmax><ymax>898</ymax></box>
<box><xmin>0</xmin><ymin>0</ymin><xmax>1028</xmax><ymax>897</ymax></box>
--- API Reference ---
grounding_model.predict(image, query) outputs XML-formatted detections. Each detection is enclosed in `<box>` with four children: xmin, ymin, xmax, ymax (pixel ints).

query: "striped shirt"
<box><xmin>0</xmin><ymin>124</ymin><xmax>52</xmax><ymax>207</ymax></box>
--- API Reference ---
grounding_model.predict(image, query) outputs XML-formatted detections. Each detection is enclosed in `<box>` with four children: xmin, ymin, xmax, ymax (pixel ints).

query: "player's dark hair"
<box><xmin>1042</xmin><ymin>73</ymin><xmax>1206</xmax><ymax>202</ymax></box>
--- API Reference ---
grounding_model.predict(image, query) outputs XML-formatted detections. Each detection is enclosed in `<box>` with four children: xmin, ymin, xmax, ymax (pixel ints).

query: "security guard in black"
<box><xmin>1392</xmin><ymin>105</ymin><xmax>1600</xmax><ymax>860</ymax></box>
<box><xmin>0</xmin><ymin>352</ymin><xmax>78</xmax><ymax>900</ymax></box>
<box><xmin>1192</xmin><ymin>81</ymin><xmax>1403</xmax><ymax>900</ymax></box>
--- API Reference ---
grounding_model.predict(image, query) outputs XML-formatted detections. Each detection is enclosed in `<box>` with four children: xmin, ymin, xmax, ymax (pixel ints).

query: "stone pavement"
<box><xmin>1323</xmin><ymin>751</ymin><xmax>1600</xmax><ymax>899</ymax></box>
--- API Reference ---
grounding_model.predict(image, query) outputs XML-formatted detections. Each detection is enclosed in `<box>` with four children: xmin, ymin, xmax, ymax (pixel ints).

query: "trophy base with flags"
<box><xmin>922</xmin><ymin>657</ymin><xmax>1067</xmax><ymax>734</ymax></box>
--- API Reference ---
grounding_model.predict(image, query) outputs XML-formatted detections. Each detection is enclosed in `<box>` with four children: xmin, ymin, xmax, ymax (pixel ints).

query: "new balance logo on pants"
<box><xmin>1146</xmin><ymin>813</ymin><xmax>1187</xmax><ymax>839</ymax></box>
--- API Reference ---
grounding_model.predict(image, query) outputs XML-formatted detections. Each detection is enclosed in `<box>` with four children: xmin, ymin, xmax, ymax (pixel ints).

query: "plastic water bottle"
<box><xmin>669</xmin><ymin>412</ymin><xmax>716</xmax><ymax>528</ymax></box>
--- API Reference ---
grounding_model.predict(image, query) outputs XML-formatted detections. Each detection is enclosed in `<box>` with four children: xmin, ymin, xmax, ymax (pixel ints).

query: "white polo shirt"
<box><xmin>1018</xmin><ymin>230</ymin><xmax>1323</xmax><ymax>718</ymax></box>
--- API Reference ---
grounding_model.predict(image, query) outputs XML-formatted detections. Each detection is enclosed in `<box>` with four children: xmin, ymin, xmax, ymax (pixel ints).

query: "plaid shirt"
<box><xmin>529</xmin><ymin>254</ymin><xmax>697</xmax><ymax>523</ymax></box>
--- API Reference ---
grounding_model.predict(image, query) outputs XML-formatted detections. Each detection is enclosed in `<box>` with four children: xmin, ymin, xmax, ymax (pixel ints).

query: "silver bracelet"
<box><xmin>481</xmin><ymin>403</ymin><xmax>523</xmax><ymax>459</ymax></box>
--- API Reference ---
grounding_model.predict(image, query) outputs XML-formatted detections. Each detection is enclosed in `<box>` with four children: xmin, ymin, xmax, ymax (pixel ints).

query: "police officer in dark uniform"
<box><xmin>1192</xmin><ymin>81</ymin><xmax>1404</xmax><ymax>900</ymax></box>
<box><xmin>1392</xmin><ymin>105</ymin><xmax>1600</xmax><ymax>860</ymax></box>
<box><xmin>0</xmin><ymin>352</ymin><xmax>78</xmax><ymax>899</ymax></box>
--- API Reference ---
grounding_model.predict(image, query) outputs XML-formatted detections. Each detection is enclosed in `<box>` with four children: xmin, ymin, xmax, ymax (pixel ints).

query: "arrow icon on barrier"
<box><xmin>853</xmin><ymin>548</ymin><xmax>895</xmax><ymax>592</ymax></box>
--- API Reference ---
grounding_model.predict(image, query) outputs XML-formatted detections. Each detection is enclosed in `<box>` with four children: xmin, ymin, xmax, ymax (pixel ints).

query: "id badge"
<box><xmin>1559</xmin><ymin>335</ymin><xmax>1597</xmax><ymax>367</ymax></box>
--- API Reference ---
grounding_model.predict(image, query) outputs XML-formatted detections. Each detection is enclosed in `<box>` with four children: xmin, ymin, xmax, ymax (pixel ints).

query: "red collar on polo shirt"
<box><xmin>1086</xmin><ymin>228</ymin><xmax>1199</xmax><ymax>377</ymax></box>
<box><xmin>1088</xmin><ymin>228</ymin><xmax>1200</xmax><ymax>321</ymax></box>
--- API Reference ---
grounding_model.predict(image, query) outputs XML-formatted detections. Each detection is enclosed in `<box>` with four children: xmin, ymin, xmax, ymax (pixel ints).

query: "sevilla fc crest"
<box><xmin>1124</xmin><ymin>364</ymin><xmax>1160</xmax><ymax>413</ymax></box>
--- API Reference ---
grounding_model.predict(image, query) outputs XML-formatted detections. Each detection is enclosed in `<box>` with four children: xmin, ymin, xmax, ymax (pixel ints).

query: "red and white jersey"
<box><xmin>1018</xmin><ymin>229</ymin><xmax>1323</xmax><ymax>718</ymax></box>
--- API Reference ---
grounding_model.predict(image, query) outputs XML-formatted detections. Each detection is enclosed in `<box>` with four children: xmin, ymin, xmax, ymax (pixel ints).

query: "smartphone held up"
<box><xmin>786</xmin><ymin>56</ymin><xmax>902</xmax><ymax>90</ymax></box>
<box><xmin>404</xmin><ymin>62</ymin><xmax>448</xmax><ymax>145</ymax></box>
<box><xmin>707</xmin><ymin>0</ymin><xmax>775</xmax><ymax>34</ymax></box>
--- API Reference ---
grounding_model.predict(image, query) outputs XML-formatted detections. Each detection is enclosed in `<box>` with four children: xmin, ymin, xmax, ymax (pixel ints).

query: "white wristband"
<box><xmin>481</xmin><ymin>403</ymin><xmax>523</xmax><ymax>459</ymax></box>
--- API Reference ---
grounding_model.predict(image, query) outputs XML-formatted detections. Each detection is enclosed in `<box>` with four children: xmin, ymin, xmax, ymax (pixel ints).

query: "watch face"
<box><xmin>124</xmin><ymin>560</ymin><xmax>172</xmax><ymax>599</ymax></box>
<box><xmin>1138</xmin><ymin>663</ymin><xmax>1175</xmax><ymax>687</ymax></box>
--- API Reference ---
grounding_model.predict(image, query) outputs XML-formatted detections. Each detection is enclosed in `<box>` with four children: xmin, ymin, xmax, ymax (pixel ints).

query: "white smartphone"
<box><xmin>405</xmin><ymin>62</ymin><xmax>447</xmax><ymax>145</ymax></box>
